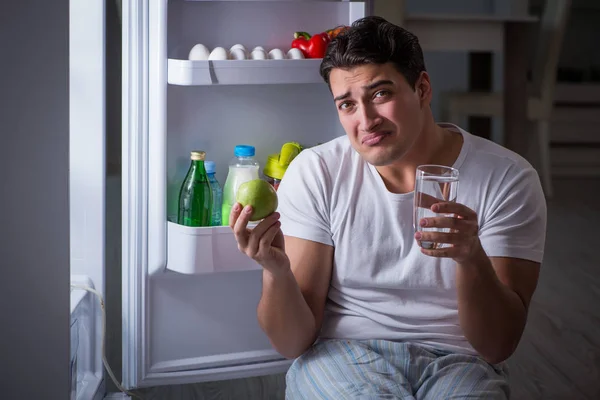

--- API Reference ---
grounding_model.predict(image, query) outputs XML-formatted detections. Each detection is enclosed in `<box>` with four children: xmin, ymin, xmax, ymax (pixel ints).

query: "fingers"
<box><xmin>419</xmin><ymin>216</ymin><xmax>478</xmax><ymax>234</ymax></box>
<box><xmin>257</xmin><ymin>220</ymin><xmax>282</xmax><ymax>257</ymax></box>
<box><xmin>231</xmin><ymin>203</ymin><xmax>251</xmax><ymax>248</ymax></box>
<box><xmin>431</xmin><ymin>202</ymin><xmax>477</xmax><ymax>220</ymax></box>
<box><xmin>419</xmin><ymin>241</ymin><xmax>481</xmax><ymax>263</ymax></box>
<box><xmin>229</xmin><ymin>204</ymin><xmax>285</xmax><ymax>268</ymax></box>
<box><xmin>415</xmin><ymin>231</ymin><xmax>470</xmax><ymax>245</ymax></box>
<box><xmin>416</xmin><ymin>203</ymin><xmax>482</xmax><ymax>263</ymax></box>
<box><xmin>420</xmin><ymin>246</ymin><xmax>461</xmax><ymax>259</ymax></box>
<box><xmin>229</xmin><ymin>202</ymin><xmax>242</xmax><ymax>229</ymax></box>
<box><xmin>246</xmin><ymin>212</ymin><xmax>280</xmax><ymax>257</ymax></box>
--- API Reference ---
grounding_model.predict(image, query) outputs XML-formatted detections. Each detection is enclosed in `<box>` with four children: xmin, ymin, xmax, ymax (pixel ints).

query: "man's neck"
<box><xmin>375</xmin><ymin>120</ymin><xmax>463</xmax><ymax>194</ymax></box>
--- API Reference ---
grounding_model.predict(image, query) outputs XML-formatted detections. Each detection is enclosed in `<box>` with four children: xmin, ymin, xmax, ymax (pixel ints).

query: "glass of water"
<box><xmin>414</xmin><ymin>165</ymin><xmax>459</xmax><ymax>250</ymax></box>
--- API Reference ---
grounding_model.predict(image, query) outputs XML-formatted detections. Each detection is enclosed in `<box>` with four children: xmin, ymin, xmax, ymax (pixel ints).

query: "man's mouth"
<box><xmin>362</xmin><ymin>131</ymin><xmax>390</xmax><ymax>146</ymax></box>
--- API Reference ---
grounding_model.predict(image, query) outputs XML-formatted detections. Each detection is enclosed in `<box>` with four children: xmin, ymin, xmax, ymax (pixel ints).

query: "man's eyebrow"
<box><xmin>365</xmin><ymin>79</ymin><xmax>394</xmax><ymax>90</ymax></box>
<box><xmin>333</xmin><ymin>80</ymin><xmax>394</xmax><ymax>102</ymax></box>
<box><xmin>333</xmin><ymin>92</ymin><xmax>350</xmax><ymax>102</ymax></box>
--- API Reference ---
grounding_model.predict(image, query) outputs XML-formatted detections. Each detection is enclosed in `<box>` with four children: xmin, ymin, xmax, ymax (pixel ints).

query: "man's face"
<box><xmin>329</xmin><ymin>63</ymin><xmax>430</xmax><ymax>166</ymax></box>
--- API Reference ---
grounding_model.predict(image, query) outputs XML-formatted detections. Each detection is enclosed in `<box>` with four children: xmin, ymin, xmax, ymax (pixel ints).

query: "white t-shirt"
<box><xmin>276</xmin><ymin>123</ymin><xmax>547</xmax><ymax>355</ymax></box>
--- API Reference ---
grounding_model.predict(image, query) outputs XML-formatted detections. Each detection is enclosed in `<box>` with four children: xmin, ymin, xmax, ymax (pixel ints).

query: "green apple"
<box><xmin>236</xmin><ymin>179</ymin><xmax>278</xmax><ymax>221</ymax></box>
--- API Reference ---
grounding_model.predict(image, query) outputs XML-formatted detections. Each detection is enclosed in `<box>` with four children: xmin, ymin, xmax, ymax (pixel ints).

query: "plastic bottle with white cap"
<box><xmin>221</xmin><ymin>145</ymin><xmax>260</xmax><ymax>225</ymax></box>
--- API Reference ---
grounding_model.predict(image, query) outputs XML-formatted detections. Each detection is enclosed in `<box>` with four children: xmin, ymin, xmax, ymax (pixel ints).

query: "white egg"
<box><xmin>208</xmin><ymin>47</ymin><xmax>229</xmax><ymax>60</ymax></box>
<box><xmin>268</xmin><ymin>48</ymin><xmax>286</xmax><ymax>60</ymax></box>
<box><xmin>250</xmin><ymin>49</ymin><xmax>267</xmax><ymax>60</ymax></box>
<box><xmin>287</xmin><ymin>48</ymin><xmax>305</xmax><ymax>60</ymax></box>
<box><xmin>188</xmin><ymin>44</ymin><xmax>210</xmax><ymax>60</ymax></box>
<box><xmin>230</xmin><ymin>48</ymin><xmax>247</xmax><ymax>60</ymax></box>
<box><xmin>230</xmin><ymin>44</ymin><xmax>246</xmax><ymax>53</ymax></box>
<box><xmin>252</xmin><ymin>46</ymin><xmax>266</xmax><ymax>53</ymax></box>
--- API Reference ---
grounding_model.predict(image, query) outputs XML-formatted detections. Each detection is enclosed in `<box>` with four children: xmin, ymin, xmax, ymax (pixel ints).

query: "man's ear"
<box><xmin>416</xmin><ymin>71</ymin><xmax>432</xmax><ymax>104</ymax></box>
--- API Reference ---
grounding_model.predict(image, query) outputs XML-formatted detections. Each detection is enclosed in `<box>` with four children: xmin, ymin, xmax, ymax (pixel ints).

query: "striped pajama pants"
<box><xmin>285</xmin><ymin>339</ymin><xmax>509</xmax><ymax>399</ymax></box>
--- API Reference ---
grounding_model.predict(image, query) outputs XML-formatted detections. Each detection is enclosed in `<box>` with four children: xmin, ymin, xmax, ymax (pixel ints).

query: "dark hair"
<box><xmin>320</xmin><ymin>16</ymin><xmax>426</xmax><ymax>90</ymax></box>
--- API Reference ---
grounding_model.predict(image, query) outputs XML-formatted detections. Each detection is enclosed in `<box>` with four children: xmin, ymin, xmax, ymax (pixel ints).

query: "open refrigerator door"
<box><xmin>121</xmin><ymin>0</ymin><xmax>371</xmax><ymax>390</ymax></box>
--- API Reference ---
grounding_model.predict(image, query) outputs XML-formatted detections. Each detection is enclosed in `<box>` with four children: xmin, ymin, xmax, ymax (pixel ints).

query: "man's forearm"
<box><xmin>257</xmin><ymin>268</ymin><xmax>317</xmax><ymax>359</ymax></box>
<box><xmin>456</xmin><ymin>251</ymin><xmax>527</xmax><ymax>364</ymax></box>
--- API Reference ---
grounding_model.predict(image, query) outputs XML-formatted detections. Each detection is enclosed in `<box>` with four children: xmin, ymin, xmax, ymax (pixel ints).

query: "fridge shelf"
<box><xmin>166</xmin><ymin>221</ymin><xmax>261</xmax><ymax>274</ymax></box>
<box><xmin>167</xmin><ymin>58</ymin><xmax>325</xmax><ymax>86</ymax></box>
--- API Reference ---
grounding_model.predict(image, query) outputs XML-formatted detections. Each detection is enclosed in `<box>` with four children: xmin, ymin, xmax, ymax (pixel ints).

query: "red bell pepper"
<box><xmin>291</xmin><ymin>31</ymin><xmax>329</xmax><ymax>59</ymax></box>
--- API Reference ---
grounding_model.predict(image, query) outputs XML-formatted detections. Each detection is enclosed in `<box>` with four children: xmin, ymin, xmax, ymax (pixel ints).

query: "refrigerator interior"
<box><xmin>122</xmin><ymin>0</ymin><xmax>368</xmax><ymax>389</ymax></box>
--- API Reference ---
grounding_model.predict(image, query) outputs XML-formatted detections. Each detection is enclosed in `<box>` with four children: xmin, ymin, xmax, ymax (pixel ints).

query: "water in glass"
<box><xmin>414</xmin><ymin>166</ymin><xmax>459</xmax><ymax>249</ymax></box>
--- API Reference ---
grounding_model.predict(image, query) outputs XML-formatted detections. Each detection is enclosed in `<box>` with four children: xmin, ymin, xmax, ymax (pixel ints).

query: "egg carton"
<box><xmin>189</xmin><ymin>43</ymin><xmax>306</xmax><ymax>61</ymax></box>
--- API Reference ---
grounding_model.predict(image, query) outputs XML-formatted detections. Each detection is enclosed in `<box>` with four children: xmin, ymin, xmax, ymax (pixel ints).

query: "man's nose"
<box><xmin>358</xmin><ymin>104</ymin><xmax>382</xmax><ymax>132</ymax></box>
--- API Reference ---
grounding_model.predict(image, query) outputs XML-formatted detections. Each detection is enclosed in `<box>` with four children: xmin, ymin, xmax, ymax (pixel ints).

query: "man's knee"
<box><xmin>416</xmin><ymin>355</ymin><xmax>509</xmax><ymax>399</ymax></box>
<box><xmin>286</xmin><ymin>339</ymin><xmax>417</xmax><ymax>399</ymax></box>
<box><xmin>285</xmin><ymin>341</ymin><xmax>346</xmax><ymax>399</ymax></box>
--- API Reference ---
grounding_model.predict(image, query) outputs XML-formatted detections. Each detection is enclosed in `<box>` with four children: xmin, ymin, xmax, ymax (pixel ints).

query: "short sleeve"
<box><xmin>276</xmin><ymin>149</ymin><xmax>333</xmax><ymax>246</ymax></box>
<box><xmin>478</xmin><ymin>166</ymin><xmax>547</xmax><ymax>263</ymax></box>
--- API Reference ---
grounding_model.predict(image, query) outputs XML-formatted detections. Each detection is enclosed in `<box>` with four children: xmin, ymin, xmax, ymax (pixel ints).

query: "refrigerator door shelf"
<box><xmin>167</xmin><ymin>58</ymin><xmax>324</xmax><ymax>86</ymax></box>
<box><xmin>166</xmin><ymin>222</ymin><xmax>261</xmax><ymax>275</ymax></box>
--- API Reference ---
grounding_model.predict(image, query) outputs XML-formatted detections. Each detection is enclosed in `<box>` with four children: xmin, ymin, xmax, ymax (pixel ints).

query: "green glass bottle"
<box><xmin>177</xmin><ymin>151</ymin><xmax>213</xmax><ymax>227</ymax></box>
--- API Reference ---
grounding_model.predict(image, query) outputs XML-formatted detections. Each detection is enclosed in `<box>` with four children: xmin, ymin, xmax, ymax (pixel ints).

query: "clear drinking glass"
<box><xmin>414</xmin><ymin>165</ymin><xmax>459</xmax><ymax>250</ymax></box>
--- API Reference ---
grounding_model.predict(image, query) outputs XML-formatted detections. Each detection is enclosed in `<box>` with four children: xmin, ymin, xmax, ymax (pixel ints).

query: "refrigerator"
<box><xmin>70</xmin><ymin>0</ymin><xmax>373</xmax><ymax>394</ymax></box>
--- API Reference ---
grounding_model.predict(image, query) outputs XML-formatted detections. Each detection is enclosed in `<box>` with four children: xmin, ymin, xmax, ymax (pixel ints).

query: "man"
<box><xmin>230</xmin><ymin>16</ymin><xmax>546</xmax><ymax>399</ymax></box>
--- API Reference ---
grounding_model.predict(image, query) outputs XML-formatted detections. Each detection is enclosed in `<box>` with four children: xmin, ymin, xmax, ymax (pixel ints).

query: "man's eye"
<box><xmin>339</xmin><ymin>102</ymin><xmax>352</xmax><ymax>110</ymax></box>
<box><xmin>375</xmin><ymin>90</ymin><xmax>389</xmax><ymax>98</ymax></box>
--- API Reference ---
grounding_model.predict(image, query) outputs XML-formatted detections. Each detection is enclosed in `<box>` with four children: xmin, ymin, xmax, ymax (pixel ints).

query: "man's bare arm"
<box><xmin>257</xmin><ymin>236</ymin><xmax>334</xmax><ymax>359</ymax></box>
<box><xmin>457</xmin><ymin>254</ymin><xmax>540</xmax><ymax>364</ymax></box>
